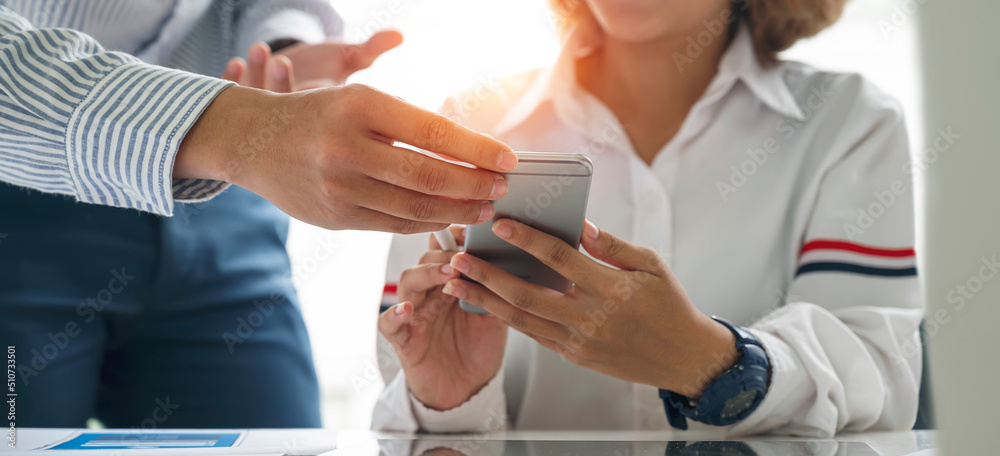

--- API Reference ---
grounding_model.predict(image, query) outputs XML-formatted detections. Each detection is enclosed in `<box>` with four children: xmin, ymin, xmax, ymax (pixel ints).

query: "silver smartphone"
<box><xmin>459</xmin><ymin>152</ymin><xmax>594</xmax><ymax>314</ymax></box>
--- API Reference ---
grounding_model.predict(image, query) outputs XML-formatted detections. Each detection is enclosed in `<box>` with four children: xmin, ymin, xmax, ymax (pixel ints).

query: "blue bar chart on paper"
<box><xmin>48</xmin><ymin>432</ymin><xmax>241</xmax><ymax>450</ymax></box>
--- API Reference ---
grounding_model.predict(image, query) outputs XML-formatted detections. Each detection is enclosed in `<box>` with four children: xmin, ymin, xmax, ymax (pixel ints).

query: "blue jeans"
<box><xmin>0</xmin><ymin>183</ymin><xmax>321</xmax><ymax>428</ymax></box>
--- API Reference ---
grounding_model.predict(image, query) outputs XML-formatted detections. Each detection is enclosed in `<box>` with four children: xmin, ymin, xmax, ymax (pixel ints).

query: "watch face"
<box><xmin>721</xmin><ymin>390</ymin><xmax>759</xmax><ymax>420</ymax></box>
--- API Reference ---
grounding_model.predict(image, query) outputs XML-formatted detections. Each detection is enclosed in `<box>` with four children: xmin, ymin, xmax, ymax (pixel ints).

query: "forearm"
<box><xmin>175</xmin><ymin>85</ymin><xmax>280</xmax><ymax>182</ymax></box>
<box><xmin>0</xmin><ymin>6</ymin><xmax>233</xmax><ymax>215</ymax></box>
<box><xmin>731</xmin><ymin>303</ymin><xmax>922</xmax><ymax>437</ymax></box>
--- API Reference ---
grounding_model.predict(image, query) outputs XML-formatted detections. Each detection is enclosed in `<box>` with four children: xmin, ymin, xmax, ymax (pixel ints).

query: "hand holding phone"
<box><xmin>460</xmin><ymin>152</ymin><xmax>593</xmax><ymax>313</ymax></box>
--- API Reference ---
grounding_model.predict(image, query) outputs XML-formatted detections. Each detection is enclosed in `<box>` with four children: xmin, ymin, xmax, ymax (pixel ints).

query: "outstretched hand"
<box><xmin>222</xmin><ymin>31</ymin><xmax>403</xmax><ymax>92</ymax></box>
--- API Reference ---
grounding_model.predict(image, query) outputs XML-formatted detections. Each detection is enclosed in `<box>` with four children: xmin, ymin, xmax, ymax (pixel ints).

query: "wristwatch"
<box><xmin>659</xmin><ymin>317</ymin><xmax>770</xmax><ymax>430</ymax></box>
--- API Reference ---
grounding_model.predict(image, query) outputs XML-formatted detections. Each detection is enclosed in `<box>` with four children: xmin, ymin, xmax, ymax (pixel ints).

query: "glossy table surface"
<box><xmin>5</xmin><ymin>428</ymin><xmax>936</xmax><ymax>456</ymax></box>
<box><xmin>339</xmin><ymin>430</ymin><xmax>936</xmax><ymax>456</ymax></box>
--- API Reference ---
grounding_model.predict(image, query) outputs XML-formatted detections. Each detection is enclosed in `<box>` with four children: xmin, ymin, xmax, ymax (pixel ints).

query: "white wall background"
<box><xmin>286</xmin><ymin>0</ymin><xmax>923</xmax><ymax>429</ymax></box>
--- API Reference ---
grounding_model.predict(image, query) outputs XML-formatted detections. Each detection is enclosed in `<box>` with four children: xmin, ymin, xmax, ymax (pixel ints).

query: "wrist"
<box><xmin>409</xmin><ymin>369</ymin><xmax>500</xmax><ymax>412</ymax></box>
<box><xmin>676</xmin><ymin>315</ymin><xmax>739</xmax><ymax>399</ymax></box>
<box><xmin>175</xmin><ymin>85</ymin><xmax>282</xmax><ymax>184</ymax></box>
<box><xmin>410</xmin><ymin>382</ymin><xmax>484</xmax><ymax>412</ymax></box>
<box><xmin>659</xmin><ymin>318</ymin><xmax>770</xmax><ymax>429</ymax></box>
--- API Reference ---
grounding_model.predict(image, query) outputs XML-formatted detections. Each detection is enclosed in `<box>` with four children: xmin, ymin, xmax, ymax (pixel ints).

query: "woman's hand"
<box><xmin>378</xmin><ymin>226</ymin><xmax>508</xmax><ymax>410</ymax></box>
<box><xmin>442</xmin><ymin>219</ymin><xmax>739</xmax><ymax>398</ymax></box>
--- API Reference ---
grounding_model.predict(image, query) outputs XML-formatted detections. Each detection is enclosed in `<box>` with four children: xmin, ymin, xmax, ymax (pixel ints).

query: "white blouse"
<box><xmin>373</xmin><ymin>25</ymin><xmax>923</xmax><ymax>437</ymax></box>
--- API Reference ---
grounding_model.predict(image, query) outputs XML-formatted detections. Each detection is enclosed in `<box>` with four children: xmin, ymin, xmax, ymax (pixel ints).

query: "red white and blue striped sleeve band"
<box><xmin>795</xmin><ymin>239</ymin><xmax>917</xmax><ymax>278</ymax></box>
<box><xmin>380</xmin><ymin>283</ymin><xmax>398</xmax><ymax>313</ymax></box>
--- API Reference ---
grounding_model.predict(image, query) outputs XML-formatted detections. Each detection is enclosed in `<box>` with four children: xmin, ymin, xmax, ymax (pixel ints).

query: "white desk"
<box><xmin>342</xmin><ymin>430</ymin><xmax>935</xmax><ymax>456</ymax></box>
<box><xmin>5</xmin><ymin>428</ymin><xmax>935</xmax><ymax>456</ymax></box>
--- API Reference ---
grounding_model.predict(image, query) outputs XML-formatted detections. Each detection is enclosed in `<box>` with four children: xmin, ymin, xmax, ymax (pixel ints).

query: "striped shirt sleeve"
<box><xmin>0</xmin><ymin>5</ymin><xmax>235</xmax><ymax>216</ymax></box>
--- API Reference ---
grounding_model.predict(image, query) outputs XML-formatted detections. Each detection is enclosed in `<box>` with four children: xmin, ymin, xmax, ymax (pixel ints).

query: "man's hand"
<box><xmin>277</xmin><ymin>31</ymin><xmax>404</xmax><ymax>88</ymax></box>
<box><xmin>220</xmin><ymin>42</ymin><xmax>295</xmax><ymax>93</ymax></box>
<box><xmin>223</xmin><ymin>31</ymin><xmax>404</xmax><ymax>92</ymax></box>
<box><xmin>175</xmin><ymin>84</ymin><xmax>517</xmax><ymax>234</ymax></box>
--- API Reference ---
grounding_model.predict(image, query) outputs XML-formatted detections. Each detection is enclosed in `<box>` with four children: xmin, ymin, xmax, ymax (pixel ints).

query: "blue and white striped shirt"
<box><xmin>0</xmin><ymin>0</ymin><xmax>341</xmax><ymax>215</ymax></box>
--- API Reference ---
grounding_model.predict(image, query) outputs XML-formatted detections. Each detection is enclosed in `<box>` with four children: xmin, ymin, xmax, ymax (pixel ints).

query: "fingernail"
<box><xmin>451</xmin><ymin>255</ymin><xmax>470</xmax><ymax>274</ymax></box>
<box><xmin>478</xmin><ymin>203</ymin><xmax>495</xmax><ymax>223</ymax></box>
<box><xmin>249</xmin><ymin>44</ymin><xmax>266</xmax><ymax>63</ymax></box>
<box><xmin>489</xmin><ymin>177</ymin><xmax>508</xmax><ymax>199</ymax></box>
<box><xmin>443</xmin><ymin>281</ymin><xmax>467</xmax><ymax>299</ymax></box>
<box><xmin>492</xmin><ymin>220</ymin><xmax>513</xmax><ymax>239</ymax></box>
<box><xmin>394</xmin><ymin>303</ymin><xmax>406</xmax><ymax>315</ymax></box>
<box><xmin>496</xmin><ymin>149</ymin><xmax>518</xmax><ymax>172</ymax></box>
<box><xmin>584</xmin><ymin>219</ymin><xmax>599</xmax><ymax>240</ymax></box>
<box><xmin>225</xmin><ymin>60</ymin><xmax>240</xmax><ymax>74</ymax></box>
<box><xmin>270</xmin><ymin>62</ymin><xmax>287</xmax><ymax>80</ymax></box>
<box><xmin>440</xmin><ymin>264</ymin><xmax>453</xmax><ymax>275</ymax></box>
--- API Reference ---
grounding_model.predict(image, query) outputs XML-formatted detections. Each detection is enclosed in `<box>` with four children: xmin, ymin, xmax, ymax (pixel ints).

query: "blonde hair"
<box><xmin>547</xmin><ymin>0</ymin><xmax>849</xmax><ymax>65</ymax></box>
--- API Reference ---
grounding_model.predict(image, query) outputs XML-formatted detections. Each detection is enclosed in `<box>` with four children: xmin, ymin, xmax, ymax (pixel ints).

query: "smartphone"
<box><xmin>460</xmin><ymin>152</ymin><xmax>594</xmax><ymax>314</ymax></box>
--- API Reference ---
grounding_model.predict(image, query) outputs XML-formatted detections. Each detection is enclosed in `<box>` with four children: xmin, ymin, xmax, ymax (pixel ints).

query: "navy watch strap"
<box><xmin>659</xmin><ymin>317</ymin><xmax>770</xmax><ymax>430</ymax></box>
<box><xmin>660</xmin><ymin>389</ymin><xmax>693</xmax><ymax>430</ymax></box>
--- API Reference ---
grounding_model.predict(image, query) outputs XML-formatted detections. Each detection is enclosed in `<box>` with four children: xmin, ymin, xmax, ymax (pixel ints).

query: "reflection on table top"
<box><xmin>333</xmin><ymin>430</ymin><xmax>935</xmax><ymax>456</ymax></box>
<box><xmin>8</xmin><ymin>428</ymin><xmax>934</xmax><ymax>456</ymax></box>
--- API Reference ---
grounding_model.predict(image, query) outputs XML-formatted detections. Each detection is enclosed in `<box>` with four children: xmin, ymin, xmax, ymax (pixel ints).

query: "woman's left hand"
<box><xmin>443</xmin><ymin>219</ymin><xmax>739</xmax><ymax>398</ymax></box>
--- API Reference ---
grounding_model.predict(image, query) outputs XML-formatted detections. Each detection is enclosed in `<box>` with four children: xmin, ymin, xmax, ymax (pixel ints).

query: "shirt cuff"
<box><xmin>728</xmin><ymin>328</ymin><xmax>814</xmax><ymax>437</ymax></box>
<box><xmin>236</xmin><ymin>9</ymin><xmax>329</xmax><ymax>57</ymax></box>
<box><xmin>410</xmin><ymin>370</ymin><xmax>508</xmax><ymax>433</ymax></box>
<box><xmin>66</xmin><ymin>61</ymin><xmax>234</xmax><ymax>216</ymax></box>
<box><xmin>172</xmin><ymin>178</ymin><xmax>230</xmax><ymax>202</ymax></box>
